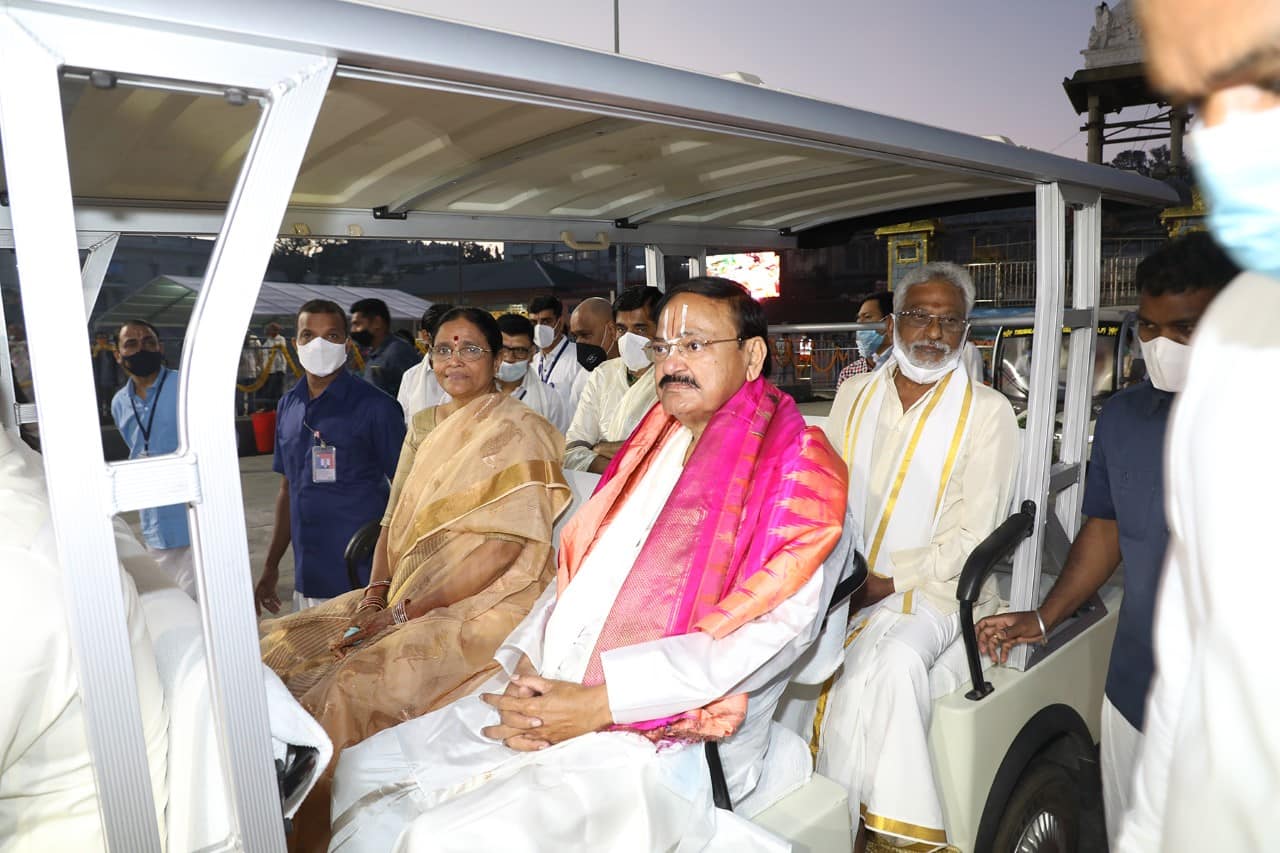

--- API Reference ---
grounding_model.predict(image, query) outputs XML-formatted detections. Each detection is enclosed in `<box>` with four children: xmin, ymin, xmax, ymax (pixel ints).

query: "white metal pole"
<box><xmin>688</xmin><ymin>248</ymin><xmax>707</xmax><ymax>278</ymax></box>
<box><xmin>179</xmin><ymin>57</ymin><xmax>336</xmax><ymax>852</ymax></box>
<box><xmin>81</xmin><ymin>232</ymin><xmax>120</xmax><ymax>320</ymax></box>
<box><xmin>644</xmin><ymin>244</ymin><xmax>665</xmax><ymax>291</ymax></box>
<box><xmin>0</xmin><ymin>15</ymin><xmax>162</xmax><ymax>850</ymax></box>
<box><xmin>1056</xmin><ymin>194</ymin><xmax>1101</xmax><ymax>539</ymax></box>
<box><xmin>1007</xmin><ymin>182</ymin><xmax>1067</xmax><ymax>672</ymax></box>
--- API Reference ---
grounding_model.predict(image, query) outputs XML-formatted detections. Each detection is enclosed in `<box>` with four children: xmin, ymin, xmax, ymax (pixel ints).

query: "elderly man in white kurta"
<box><xmin>328</xmin><ymin>278</ymin><xmax>849</xmax><ymax>852</ymax></box>
<box><xmin>815</xmin><ymin>262</ymin><xmax>1017</xmax><ymax>851</ymax></box>
<box><xmin>0</xmin><ymin>427</ymin><xmax>169</xmax><ymax>848</ymax></box>
<box><xmin>564</xmin><ymin>286</ymin><xmax>662</xmax><ymax>473</ymax></box>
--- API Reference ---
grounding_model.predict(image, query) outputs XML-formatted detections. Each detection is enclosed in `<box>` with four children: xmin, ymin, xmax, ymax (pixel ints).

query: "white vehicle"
<box><xmin>0</xmin><ymin>2</ymin><xmax>1175</xmax><ymax>850</ymax></box>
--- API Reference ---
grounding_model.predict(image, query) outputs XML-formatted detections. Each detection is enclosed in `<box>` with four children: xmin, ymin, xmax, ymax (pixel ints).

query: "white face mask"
<box><xmin>296</xmin><ymin>337</ymin><xmax>348</xmax><ymax>377</ymax></box>
<box><xmin>1189</xmin><ymin>106</ymin><xmax>1280</xmax><ymax>278</ymax></box>
<box><xmin>1140</xmin><ymin>335</ymin><xmax>1191</xmax><ymax>393</ymax></box>
<box><xmin>533</xmin><ymin>324</ymin><xmax>557</xmax><ymax>349</ymax></box>
<box><xmin>496</xmin><ymin>359</ymin><xmax>529</xmax><ymax>383</ymax></box>
<box><xmin>618</xmin><ymin>332</ymin><xmax>652</xmax><ymax>372</ymax></box>
<box><xmin>892</xmin><ymin>326</ymin><xmax>964</xmax><ymax>384</ymax></box>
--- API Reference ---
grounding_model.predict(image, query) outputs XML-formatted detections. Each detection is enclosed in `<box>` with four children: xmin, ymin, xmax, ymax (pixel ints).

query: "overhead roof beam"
<box><xmin>0</xmin><ymin>204</ymin><xmax>798</xmax><ymax>250</ymax></box>
<box><xmin>385</xmin><ymin>116</ymin><xmax>634</xmax><ymax>214</ymax></box>
<box><xmin>620</xmin><ymin>162</ymin><xmax>888</xmax><ymax>226</ymax></box>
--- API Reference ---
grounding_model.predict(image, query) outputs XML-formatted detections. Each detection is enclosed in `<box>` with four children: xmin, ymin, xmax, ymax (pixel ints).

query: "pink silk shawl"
<box><xmin>555</xmin><ymin>377</ymin><xmax>848</xmax><ymax>741</ymax></box>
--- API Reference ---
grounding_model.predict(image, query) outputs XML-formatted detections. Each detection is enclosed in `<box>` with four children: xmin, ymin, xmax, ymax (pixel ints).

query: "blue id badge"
<box><xmin>312</xmin><ymin>446</ymin><xmax>337</xmax><ymax>483</ymax></box>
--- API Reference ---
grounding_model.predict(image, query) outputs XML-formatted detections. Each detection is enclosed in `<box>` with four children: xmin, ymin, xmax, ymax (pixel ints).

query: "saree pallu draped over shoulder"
<box><xmin>261</xmin><ymin>391</ymin><xmax>569</xmax><ymax>765</ymax></box>
<box><xmin>556</xmin><ymin>376</ymin><xmax>848</xmax><ymax>742</ymax></box>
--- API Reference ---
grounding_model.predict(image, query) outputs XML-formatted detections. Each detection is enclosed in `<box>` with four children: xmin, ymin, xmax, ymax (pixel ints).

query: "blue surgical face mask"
<box><xmin>855</xmin><ymin>328</ymin><xmax>885</xmax><ymax>359</ymax></box>
<box><xmin>1190</xmin><ymin>105</ymin><xmax>1280</xmax><ymax>278</ymax></box>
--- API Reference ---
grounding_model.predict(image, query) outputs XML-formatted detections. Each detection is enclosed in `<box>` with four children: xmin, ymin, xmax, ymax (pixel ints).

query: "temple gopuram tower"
<box><xmin>1062</xmin><ymin>1</ymin><xmax>1188</xmax><ymax>168</ymax></box>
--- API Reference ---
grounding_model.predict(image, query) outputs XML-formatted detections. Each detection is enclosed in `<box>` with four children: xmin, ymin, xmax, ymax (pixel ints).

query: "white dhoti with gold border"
<box><xmin>815</xmin><ymin>355</ymin><xmax>998</xmax><ymax>850</ymax></box>
<box><xmin>815</xmin><ymin>592</ymin><xmax>958</xmax><ymax>850</ymax></box>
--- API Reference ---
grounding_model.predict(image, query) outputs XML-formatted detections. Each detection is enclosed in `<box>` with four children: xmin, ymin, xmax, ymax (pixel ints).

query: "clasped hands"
<box><xmin>480</xmin><ymin>670</ymin><xmax>613</xmax><ymax>752</ymax></box>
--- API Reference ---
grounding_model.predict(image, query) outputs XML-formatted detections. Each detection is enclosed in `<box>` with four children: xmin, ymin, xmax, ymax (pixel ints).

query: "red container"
<box><xmin>251</xmin><ymin>410</ymin><xmax>276</xmax><ymax>454</ymax></box>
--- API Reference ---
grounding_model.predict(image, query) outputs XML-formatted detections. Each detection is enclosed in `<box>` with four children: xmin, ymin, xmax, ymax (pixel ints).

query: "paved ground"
<box><xmin>125</xmin><ymin>453</ymin><xmax>300</xmax><ymax>616</ymax></box>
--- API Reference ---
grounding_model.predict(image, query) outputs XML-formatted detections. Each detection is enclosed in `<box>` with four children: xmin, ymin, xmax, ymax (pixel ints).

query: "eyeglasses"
<box><xmin>895</xmin><ymin>311</ymin><xmax>968</xmax><ymax>335</ymax></box>
<box><xmin>643</xmin><ymin>337</ymin><xmax>743</xmax><ymax>361</ymax></box>
<box><xmin>431</xmin><ymin>344</ymin><xmax>491</xmax><ymax>362</ymax></box>
<box><xmin>501</xmin><ymin>345</ymin><xmax>532</xmax><ymax>359</ymax></box>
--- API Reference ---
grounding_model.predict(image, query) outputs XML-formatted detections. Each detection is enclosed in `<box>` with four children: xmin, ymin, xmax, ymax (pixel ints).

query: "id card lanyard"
<box><xmin>537</xmin><ymin>337</ymin><xmax>569</xmax><ymax>387</ymax></box>
<box><xmin>128</xmin><ymin>368</ymin><xmax>168</xmax><ymax>457</ymax></box>
<box><xmin>303</xmin><ymin>418</ymin><xmax>336</xmax><ymax>483</ymax></box>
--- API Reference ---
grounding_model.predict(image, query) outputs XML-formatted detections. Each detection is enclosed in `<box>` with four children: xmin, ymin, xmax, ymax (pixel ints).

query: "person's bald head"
<box><xmin>1137</xmin><ymin>0</ymin><xmax>1280</xmax><ymax>123</ymax></box>
<box><xmin>569</xmin><ymin>297</ymin><xmax>619</xmax><ymax>357</ymax></box>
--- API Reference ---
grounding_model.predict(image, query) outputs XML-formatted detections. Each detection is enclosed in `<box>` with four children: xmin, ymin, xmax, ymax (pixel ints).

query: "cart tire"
<box><xmin>990</xmin><ymin>756</ymin><xmax>1080</xmax><ymax>853</ymax></box>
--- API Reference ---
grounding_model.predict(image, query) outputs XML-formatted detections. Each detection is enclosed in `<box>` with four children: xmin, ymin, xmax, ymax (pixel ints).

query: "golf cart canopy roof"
<box><xmin>4</xmin><ymin>0</ymin><xmax>1177</xmax><ymax>251</ymax></box>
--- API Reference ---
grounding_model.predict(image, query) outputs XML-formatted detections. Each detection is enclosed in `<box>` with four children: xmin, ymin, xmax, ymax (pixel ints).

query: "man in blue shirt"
<box><xmin>975</xmin><ymin>232</ymin><xmax>1239</xmax><ymax>844</ymax></box>
<box><xmin>110</xmin><ymin>319</ymin><xmax>195</xmax><ymax>596</ymax></box>
<box><xmin>350</xmin><ymin>297</ymin><xmax>420</xmax><ymax>400</ymax></box>
<box><xmin>254</xmin><ymin>299</ymin><xmax>405</xmax><ymax>614</ymax></box>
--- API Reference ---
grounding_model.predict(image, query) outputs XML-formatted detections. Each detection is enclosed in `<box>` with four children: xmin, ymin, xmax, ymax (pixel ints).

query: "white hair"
<box><xmin>893</xmin><ymin>262</ymin><xmax>975</xmax><ymax>316</ymax></box>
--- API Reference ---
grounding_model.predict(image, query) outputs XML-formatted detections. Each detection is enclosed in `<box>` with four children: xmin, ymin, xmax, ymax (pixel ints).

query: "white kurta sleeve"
<box><xmin>888</xmin><ymin>390</ymin><xmax>1018</xmax><ymax>592</ymax></box>
<box><xmin>493</xmin><ymin>580</ymin><xmax>559</xmax><ymax>676</ymax></box>
<box><xmin>599</xmin><ymin>564</ymin><xmax>828</xmax><ymax>725</ymax></box>
<box><xmin>564</xmin><ymin>370</ymin><xmax>605</xmax><ymax>471</ymax></box>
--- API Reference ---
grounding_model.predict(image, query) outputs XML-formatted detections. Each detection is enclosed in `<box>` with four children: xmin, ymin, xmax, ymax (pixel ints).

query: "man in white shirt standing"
<box><xmin>261</xmin><ymin>321</ymin><xmax>291</xmax><ymax>409</ymax></box>
<box><xmin>328</xmin><ymin>277</ymin><xmax>849</xmax><ymax>852</ymax></box>
<box><xmin>565</xmin><ymin>286</ymin><xmax>662</xmax><ymax>473</ymax></box>
<box><xmin>1114</xmin><ymin>2</ymin><xmax>1280</xmax><ymax>850</ymax></box>
<box><xmin>815</xmin><ymin>262</ymin><xmax>1018</xmax><ymax>852</ymax></box>
<box><xmin>529</xmin><ymin>295</ymin><xmax>586</xmax><ymax>415</ymax></box>
<box><xmin>493</xmin><ymin>313</ymin><xmax>569</xmax><ymax>432</ymax></box>
<box><xmin>397</xmin><ymin>303</ymin><xmax>451</xmax><ymax>425</ymax></box>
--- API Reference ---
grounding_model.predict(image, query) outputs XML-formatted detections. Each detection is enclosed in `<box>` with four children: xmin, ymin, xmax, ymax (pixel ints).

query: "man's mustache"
<box><xmin>660</xmin><ymin>374</ymin><xmax>700</xmax><ymax>389</ymax></box>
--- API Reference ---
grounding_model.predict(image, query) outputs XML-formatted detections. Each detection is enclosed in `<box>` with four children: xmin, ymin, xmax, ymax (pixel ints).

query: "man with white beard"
<box><xmin>814</xmin><ymin>262</ymin><xmax>1018</xmax><ymax>852</ymax></box>
<box><xmin>1114</xmin><ymin>1</ymin><xmax>1280</xmax><ymax>849</ymax></box>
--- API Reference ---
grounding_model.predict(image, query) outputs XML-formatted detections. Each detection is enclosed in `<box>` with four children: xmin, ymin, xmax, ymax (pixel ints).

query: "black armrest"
<box><xmin>343</xmin><ymin>519</ymin><xmax>382</xmax><ymax>591</ymax></box>
<box><xmin>827</xmin><ymin>550</ymin><xmax>869</xmax><ymax>617</ymax></box>
<box><xmin>275</xmin><ymin>744</ymin><xmax>319</xmax><ymax>835</ymax></box>
<box><xmin>704</xmin><ymin>548</ymin><xmax>869</xmax><ymax>807</ymax></box>
<box><xmin>705</xmin><ymin>741</ymin><xmax>733</xmax><ymax>811</ymax></box>
<box><xmin>957</xmin><ymin>500</ymin><xmax>1036</xmax><ymax>701</ymax></box>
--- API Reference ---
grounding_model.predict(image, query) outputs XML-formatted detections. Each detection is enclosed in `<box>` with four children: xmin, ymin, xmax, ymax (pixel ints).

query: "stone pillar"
<box><xmin>1087</xmin><ymin>93</ymin><xmax>1104</xmax><ymax>164</ymax></box>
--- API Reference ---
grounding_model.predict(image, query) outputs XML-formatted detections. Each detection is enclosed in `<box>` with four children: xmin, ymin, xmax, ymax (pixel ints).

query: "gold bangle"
<box><xmin>392</xmin><ymin>599</ymin><xmax>411</xmax><ymax>625</ymax></box>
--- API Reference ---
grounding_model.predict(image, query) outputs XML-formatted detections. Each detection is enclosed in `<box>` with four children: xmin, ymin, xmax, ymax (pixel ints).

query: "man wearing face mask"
<box><xmin>397</xmin><ymin>302</ymin><xmax>453</xmax><ymax>426</ymax></box>
<box><xmin>564</xmin><ymin>286</ymin><xmax>662</xmax><ymax>473</ymax></box>
<box><xmin>836</xmin><ymin>290</ymin><xmax>894</xmax><ymax>388</ymax></box>
<box><xmin>486</xmin><ymin>313</ymin><xmax>569</xmax><ymax>432</ymax></box>
<box><xmin>351</xmin><ymin>297</ymin><xmax>419</xmax><ymax>399</ymax></box>
<box><xmin>254</xmin><ymin>300</ymin><xmax>405</xmax><ymax>615</ymax></box>
<box><xmin>815</xmin><ymin>262</ymin><xmax>1018</xmax><ymax>852</ymax></box>
<box><xmin>1112</xmin><ymin>3</ymin><xmax>1280</xmax><ymax>850</ymax></box>
<box><xmin>974</xmin><ymin>232</ymin><xmax>1237</xmax><ymax>845</ymax></box>
<box><xmin>110</xmin><ymin>319</ymin><xmax>196</xmax><ymax>596</ymax></box>
<box><xmin>528</xmin><ymin>295</ymin><xmax>589</xmax><ymax>415</ymax></box>
<box><xmin>568</xmin><ymin>297</ymin><xmax>619</xmax><ymax>358</ymax></box>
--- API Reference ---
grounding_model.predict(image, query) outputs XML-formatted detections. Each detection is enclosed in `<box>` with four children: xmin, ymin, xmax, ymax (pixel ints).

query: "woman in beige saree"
<box><xmin>260</xmin><ymin>308</ymin><xmax>569</xmax><ymax>849</ymax></box>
